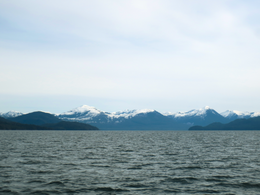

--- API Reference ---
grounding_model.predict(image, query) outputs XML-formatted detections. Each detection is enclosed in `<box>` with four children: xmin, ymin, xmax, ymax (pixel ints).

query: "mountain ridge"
<box><xmin>2</xmin><ymin>105</ymin><xmax>260</xmax><ymax>130</ymax></box>
<box><xmin>57</xmin><ymin>105</ymin><xmax>260</xmax><ymax>130</ymax></box>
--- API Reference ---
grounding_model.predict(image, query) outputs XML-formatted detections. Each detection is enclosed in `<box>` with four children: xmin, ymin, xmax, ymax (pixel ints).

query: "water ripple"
<box><xmin>1</xmin><ymin>130</ymin><xmax>260</xmax><ymax>194</ymax></box>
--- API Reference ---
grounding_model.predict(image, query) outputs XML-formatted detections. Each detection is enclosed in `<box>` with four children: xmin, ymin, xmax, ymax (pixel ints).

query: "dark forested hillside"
<box><xmin>189</xmin><ymin>116</ymin><xmax>260</xmax><ymax>130</ymax></box>
<box><xmin>42</xmin><ymin>121</ymin><xmax>99</xmax><ymax>130</ymax></box>
<box><xmin>9</xmin><ymin>111</ymin><xmax>61</xmax><ymax>125</ymax></box>
<box><xmin>1</xmin><ymin>114</ymin><xmax>99</xmax><ymax>130</ymax></box>
<box><xmin>0</xmin><ymin>116</ymin><xmax>51</xmax><ymax>130</ymax></box>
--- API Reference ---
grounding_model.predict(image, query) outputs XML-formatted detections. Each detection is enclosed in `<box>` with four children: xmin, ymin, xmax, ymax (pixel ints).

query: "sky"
<box><xmin>1</xmin><ymin>0</ymin><xmax>260</xmax><ymax>114</ymax></box>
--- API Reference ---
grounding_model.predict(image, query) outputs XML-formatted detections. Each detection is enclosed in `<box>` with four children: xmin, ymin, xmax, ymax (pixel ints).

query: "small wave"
<box><xmin>29</xmin><ymin>170</ymin><xmax>54</xmax><ymax>174</ymax></box>
<box><xmin>45</xmin><ymin>181</ymin><xmax>65</xmax><ymax>186</ymax></box>
<box><xmin>140</xmin><ymin>163</ymin><xmax>153</xmax><ymax>167</ymax></box>
<box><xmin>122</xmin><ymin>149</ymin><xmax>134</xmax><ymax>152</ymax></box>
<box><xmin>94</xmin><ymin>187</ymin><xmax>129</xmax><ymax>192</ymax></box>
<box><xmin>0</xmin><ymin>188</ymin><xmax>19</xmax><ymax>195</ymax></box>
<box><xmin>46</xmin><ymin>155</ymin><xmax>60</xmax><ymax>159</ymax></box>
<box><xmin>79</xmin><ymin>156</ymin><xmax>99</xmax><ymax>160</ymax></box>
<box><xmin>19</xmin><ymin>160</ymin><xmax>47</xmax><ymax>165</ymax></box>
<box><xmin>0</xmin><ymin>165</ymin><xmax>12</xmax><ymax>168</ymax></box>
<box><xmin>63</xmin><ymin>188</ymin><xmax>91</xmax><ymax>194</ymax></box>
<box><xmin>196</xmin><ymin>189</ymin><xmax>221</xmax><ymax>193</ymax></box>
<box><xmin>123</xmin><ymin>183</ymin><xmax>148</xmax><ymax>188</ymax></box>
<box><xmin>164</xmin><ymin>189</ymin><xmax>181</xmax><ymax>193</ymax></box>
<box><xmin>176</xmin><ymin>165</ymin><xmax>203</xmax><ymax>170</ymax></box>
<box><xmin>205</xmin><ymin>178</ymin><xmax>224</xmax><ymax>182</ymax></box>
<box><xmin>163</xmin><ymin>152</ymin><xmax>179</xmax><ymax>156</ymax></box>
<box><xmin>113</xmin><ymin>159</ymin><xmax>129</xmax><ymax>163</ymax></box>
<box><xmin>216</xmin><ymin>182</ymin><xmax>260</xmax><ymax>189</ymax></box>
<box><xmin>213</xmin><ymin>175</ymin><xmax>235</xmax><ymax>179</ymax></box>
<box><xmin>205</xmin><ymin>175</ymin><xmax>235</xmax><ymax>183</ymax></box>
<box><xmin>163</xmin><ymin>177</ymin><xmax>198</xmax><ymax>184</ymax></box>
<box><xmin>90</xmin><ymin>165</ymin><xmax>111</xmax><ymax>168</ymax></box>
<box><xmin>121</xmin><ymin>178</ymin><xmax>142</xmax><ymax>182</ymax></box>
<box><xmin>83</xmin><ymin>147</ymin><xmax>94</xmax><ymax>149</ymax></box>
<box><xmin>240</xmin><ymin>182</ymin><xmax>260</xmax><ymax>189</ymax></box>
<box><xmin>62</xmin><ymin>163</ymin><xmax>77</xmax><ymax>166</ymax></box>
<box><xmin>27</xmin><ymin>180</ymin><xmax>45</xmax><ymax>184</ymax></box>
<box><xmin>127</xmin><ymin>166</ymin><xmax>142</xmax><ymax>170</ymax></box>
<box><xmin>29</xmin><ymin>189</ymin><xmax>62</xmax><ymax>195</ymax></box>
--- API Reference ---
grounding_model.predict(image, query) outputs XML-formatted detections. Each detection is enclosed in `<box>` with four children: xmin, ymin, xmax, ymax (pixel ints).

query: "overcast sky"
<box><xmin>1</xmin><ymin>0</ymin><xmax>260</xmax><ymax>114</ymax></box>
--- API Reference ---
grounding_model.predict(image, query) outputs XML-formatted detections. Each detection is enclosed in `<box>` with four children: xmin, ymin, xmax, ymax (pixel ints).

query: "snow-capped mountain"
<box><xmin>58</xmin><ymin>105</ymin><xmax>245</xmax><ymax>130</ymax></box>
<box><xmin>2</xmin><ymin>105</ymin><xmax>260</xmax><ymax>130</ymax></box>
<box><xmin>165</xmin><ymin>106</ymin><xmax>216</xmax><ymax>118</ymax></box>
<box><xmin>221</xmin><ymin>110</ymin><xmax>260</xmax><ymax>121</ymax></box>
<box><xmin>58</xmin><ymin>105</ymin><xmax>156</xmax><ymax>121</ymax></box>
<box><xmin>164</xmin><ymin>106</ymin><xmax>228</xmax><ymax>126</ymax></box>
<box><xmin>110</xmin><ymin>109</ymin><xmax>155</xmax><ymax>119</ymax></box>
<box><xmin>0</xmin><ymin>111</ymin><xmax>24</xmax><ymax>118</ymax></box>
<box><xmin>58</xmin><ymin>105</ymin><xmax>188</xmax><ymax>130</ymax></box>
<box><xmin>58</xmin><ymin>105</ymin><xmax>260</xmax><ymax>129</ymax></box>
<box><xmin>58</xmin><ymin>105</ymin><xmax>106</xmax><ymax>120</ymax></box>
<box><xmin>165</xmin><ymin>107</ymin><xmax>260</xmax><ymax>127</ymax></box>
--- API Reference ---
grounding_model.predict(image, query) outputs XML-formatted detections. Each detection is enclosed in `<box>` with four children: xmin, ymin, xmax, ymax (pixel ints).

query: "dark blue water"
<box><xmin>1</xmin><ymin>130</ymin><xmax>260</xmax><ymax>195</ymax></box>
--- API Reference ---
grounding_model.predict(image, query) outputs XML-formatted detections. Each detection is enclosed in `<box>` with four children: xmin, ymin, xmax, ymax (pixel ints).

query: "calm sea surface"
<box><xmin>1</xmin><ymin>130</ymin><xmax>260</xmax><ymax>195</ymax></box>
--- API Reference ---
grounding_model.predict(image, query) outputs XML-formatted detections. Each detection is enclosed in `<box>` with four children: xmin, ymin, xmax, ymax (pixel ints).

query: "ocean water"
<box><xmin>1</xmin><ymin>131</ymin><xmax>260</xmax><ymax>195</ymax></box>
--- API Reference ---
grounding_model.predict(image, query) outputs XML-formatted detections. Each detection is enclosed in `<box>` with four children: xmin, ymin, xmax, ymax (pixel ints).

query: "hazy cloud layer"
<box><xmin>1</xmin><ymin>0</ymin><xmax>260</xmax><ymax>113</ymax></box>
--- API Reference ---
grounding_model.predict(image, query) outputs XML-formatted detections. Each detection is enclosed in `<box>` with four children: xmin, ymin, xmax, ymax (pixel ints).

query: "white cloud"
<box><xmin>1</xmin><ymin>0</ymin><xmax>260</xmax><ymax>112</ymax></box>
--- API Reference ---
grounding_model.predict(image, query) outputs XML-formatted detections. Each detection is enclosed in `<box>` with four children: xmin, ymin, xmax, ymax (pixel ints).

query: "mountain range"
<box><xmin>58</xmin><ymin>106</ymin><xmax>187</xmax><ymax>130</ymax></box>
<box><xmin>57</xmin><ymin>105</ymin><xmax>260</xmax><ymax>130</ymax></box>
<box><xmin>1</xmin><ymin>105</ymin><xmax>260</xmax><ymax>130</ymax></box>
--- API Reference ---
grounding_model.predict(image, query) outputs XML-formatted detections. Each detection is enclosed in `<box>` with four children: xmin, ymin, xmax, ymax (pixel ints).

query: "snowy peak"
<box><xmin>57</xmin><ymin>105</ymin><xmax>109</xmax><ymax>121</ymax></box>
<box><xmin>221</xmin><ymin>110</ymin><xmax>260</xmax><ymax>118</ymax></box>
<box><xmin>0</xmin><ymin>111</ymin><xmax>24</xmax><ymax>118</ymax></box>
<box><xmin>60</xmin><ymin>105</ymin><xmax>103</xmax><ymax>116</ymax></box>
<box><xmin>163</xmin><ymin>106</ymin><xmax>227</xmax><ymax>127</ymax></box>
<box><xmin>204</xmin><ymin>106</ymin><xmax>211</xmax><ymax>110</ymax></box>
<box><xmin>165</xmin><ymin>106</ymin><xmax>216</xmax><ymax>118</ymax></box>
<box><xmin>58</xmin><ymin>105</ymin><xmax>157</xmax><ymax>122</ymax></box>
<box><xmin>110</xmin><ymin>109</ymin><xmax>155</xmax><ymax>119</ymax></box>
<box><xmin>221</xmin><ymin>110</ymin><xmax>238</xmax><ymax>118</ymax></box>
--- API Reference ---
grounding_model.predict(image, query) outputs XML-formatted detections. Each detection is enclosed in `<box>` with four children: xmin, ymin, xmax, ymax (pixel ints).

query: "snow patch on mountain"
<box><xmin>58</xmin><ymin>105</ymin><xmax>155</xmax><ymax>121</ymax></box>
<box><xmin>164</xmin><ymin>106</ymin><xmax>214</xmax><ymax>118</ymax></box>
<box><xmin>221</xmin><ymin>110</ymin><xmax>237</xmax><ymax>118</ymax></box>
<box><xmin>0</xmin><ymin>111</ymin><xmax>24</xmax><ymax>118</ymax></box>
<box><xmin>110</xmin><ymin>109</ymin><xmax>155</xmax><ymax>119</ymax></box>
<box><xmin>57</xmin><ymin>105</ymin><xmax>106</xmax><ymax>122</ymax></box>
<box><xmin>251</xmin><ymin>112</ymin><xmax>260</xmax><ymax>117</ymax></box>
<box><xmin>221</xmin><ymin>110</ymin><xmax>260</xmax><ymax>118</ymax></box>
<box><xmin>61</xmin><ymin>105</ymin><xmax>102</xmax><ymax>116</ymax></box>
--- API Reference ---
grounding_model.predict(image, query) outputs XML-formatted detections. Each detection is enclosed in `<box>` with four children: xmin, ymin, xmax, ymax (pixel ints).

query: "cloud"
<box><xmin>1</xmin><ymin>0</ymin><xmax>260</xmax><ymax>112</ymax></box>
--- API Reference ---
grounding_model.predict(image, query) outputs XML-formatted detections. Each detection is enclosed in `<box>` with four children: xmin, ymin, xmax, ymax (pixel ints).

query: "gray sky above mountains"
<box><xmin>1</xmin><ymin>0</ymin><xmax>260</xmax><ymax>114</ymax></box>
